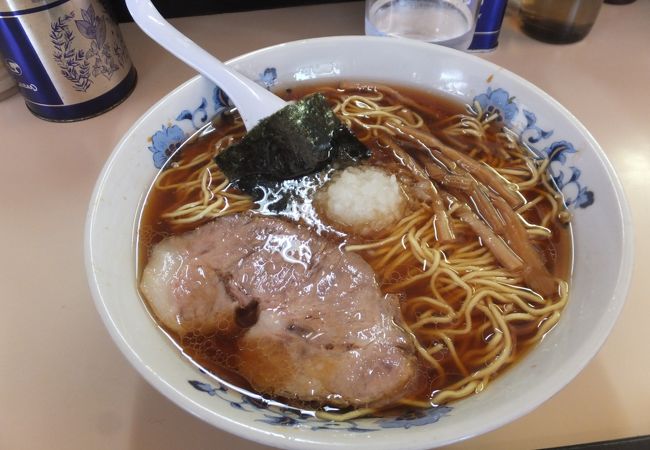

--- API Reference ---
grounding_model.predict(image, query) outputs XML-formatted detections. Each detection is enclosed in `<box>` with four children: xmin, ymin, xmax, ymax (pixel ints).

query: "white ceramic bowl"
<box><xmin>85</xmin><ymin>36</ymin><xmax>633</xmax><ymax>449</ymax></box>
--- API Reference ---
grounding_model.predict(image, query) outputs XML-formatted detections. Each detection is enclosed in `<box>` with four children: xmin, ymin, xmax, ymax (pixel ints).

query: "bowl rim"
<box><xmin>84</xmin><ymin>35</ymin><xmax>634</xmax><ymax>450</ymax></box>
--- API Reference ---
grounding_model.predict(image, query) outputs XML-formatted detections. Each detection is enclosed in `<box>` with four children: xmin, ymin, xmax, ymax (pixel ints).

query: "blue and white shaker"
<box><xmin>0</xmin><ymin>0</ymin><xmax>137</xmax><ymax>121</ymax></box>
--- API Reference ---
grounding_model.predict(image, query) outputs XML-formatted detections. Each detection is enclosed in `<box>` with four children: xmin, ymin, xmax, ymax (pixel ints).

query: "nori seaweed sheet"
<box><xmin>215</xmin><ymin>93</ymin><xmax>370</xmax><ymax>193</ymax></box>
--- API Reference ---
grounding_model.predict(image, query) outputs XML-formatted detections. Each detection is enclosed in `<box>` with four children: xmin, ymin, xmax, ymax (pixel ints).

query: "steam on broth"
<box><xmin>138</xmin><ymin>82</ymin><xmax>572</xmax><ymax>419</ymax></box>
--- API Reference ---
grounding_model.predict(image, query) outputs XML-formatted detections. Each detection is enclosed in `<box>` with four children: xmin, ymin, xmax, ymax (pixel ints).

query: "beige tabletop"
<box><xmin>1</xmin><ymin>2</ymin><xmax>648</xmax><ymax>449</ymax></box>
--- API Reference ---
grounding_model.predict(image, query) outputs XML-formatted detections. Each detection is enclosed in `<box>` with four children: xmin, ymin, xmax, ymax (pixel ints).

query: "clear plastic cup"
<box><xmin>365</xmin><ymin>0</ymin><xmax>482</xmax><ymax>50</ymax></box>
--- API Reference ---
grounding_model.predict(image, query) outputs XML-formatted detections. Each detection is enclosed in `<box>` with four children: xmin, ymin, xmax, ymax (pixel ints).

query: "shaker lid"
<box><xmin>1</xmin><ymin>1</ymin><xmax>71</xmax><ymax>16</ymax></box>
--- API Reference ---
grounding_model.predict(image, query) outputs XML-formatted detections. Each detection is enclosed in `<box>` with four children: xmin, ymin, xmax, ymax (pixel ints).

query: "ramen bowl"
<box><xmin>85</xmin><ymin>36</ymin><xmax>632</xmax><ymax>449</ymax></box>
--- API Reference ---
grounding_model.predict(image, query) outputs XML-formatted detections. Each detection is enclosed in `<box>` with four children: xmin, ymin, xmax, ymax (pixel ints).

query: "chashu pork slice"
<box><xmin>140</xmin><ymin>213</ymin><xmax>418</xmax><ymax>408</ymax></box>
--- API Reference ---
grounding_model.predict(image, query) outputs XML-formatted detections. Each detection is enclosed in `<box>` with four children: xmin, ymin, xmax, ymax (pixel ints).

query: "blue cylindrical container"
<box><xmin>0</xmin><ymin>0</ymin><xmax>136</xmax><ymax>121</ymax></box>
<box><xmin>468</xmin><ymin>0</ymin><xmax>509</xmax><ymax>52</ymax></box>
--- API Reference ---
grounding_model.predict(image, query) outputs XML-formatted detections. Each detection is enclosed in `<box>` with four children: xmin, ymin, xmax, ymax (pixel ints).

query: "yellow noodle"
<box><xmin>316</xmin><ymin>408</ymin><xmax>377</xmax><ymax>422</ymax></box>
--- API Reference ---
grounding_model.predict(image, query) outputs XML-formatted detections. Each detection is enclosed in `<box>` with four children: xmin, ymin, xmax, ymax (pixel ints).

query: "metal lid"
<box><xmin>0</xmin><ymin>1</ymin><xmax>70</xmax><ymax>16</ymax></box>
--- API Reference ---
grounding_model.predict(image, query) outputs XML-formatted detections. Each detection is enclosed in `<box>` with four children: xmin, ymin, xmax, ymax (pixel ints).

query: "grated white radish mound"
<box><xmin>320</xmin><ymin>166</ymin><xmax>405</xmax><ymax>235</ymax></box>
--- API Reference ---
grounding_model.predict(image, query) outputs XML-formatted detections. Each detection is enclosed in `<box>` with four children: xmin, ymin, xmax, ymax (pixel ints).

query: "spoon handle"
<box><xmin>126</xmin><ymin>0</ymin><xmax>287</xmax><ymax>129</ymax></box>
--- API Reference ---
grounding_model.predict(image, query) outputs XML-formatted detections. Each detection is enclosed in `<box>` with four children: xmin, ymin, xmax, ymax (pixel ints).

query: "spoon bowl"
<box><xmin>125</xmin><ymin>0</ymin><xmax>286</xmax><ymax>130</ymax></box>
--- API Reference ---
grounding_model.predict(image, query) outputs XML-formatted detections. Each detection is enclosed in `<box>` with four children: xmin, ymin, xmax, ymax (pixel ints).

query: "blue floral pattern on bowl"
<box><xmin>475</xmin><ymin>89</ymin><xmax>594</xmax><ymax>209</ymax></box>
<box><xmin>143</xmin><ymin>69</ymin><xmax>594</xmax><ymax>431</ymax></box>
<box><xmin>189</xmin><ymin>378</ymin><xmax>451</xmax><ymax>431</ymax></box>
<box><xmin>149</xmin><ymin>124</ymin><xmax>185</xmax><ymax>169</ymax></box>
<box><xmin>146</xmin><ymin>68</ymin><xmax>277</xmax><ymax>169</ymax></box>
<box><xmin>474</xmin><ymin>87</ymin><xmax>518</xmax><ymax>125</ymax></box>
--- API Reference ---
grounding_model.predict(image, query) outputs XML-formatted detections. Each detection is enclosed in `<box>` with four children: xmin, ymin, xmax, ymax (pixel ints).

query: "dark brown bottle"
<box><xmin>519</xmin><ymin>0</ymin><xmax>604</xmax><ymax>44</ymax></box>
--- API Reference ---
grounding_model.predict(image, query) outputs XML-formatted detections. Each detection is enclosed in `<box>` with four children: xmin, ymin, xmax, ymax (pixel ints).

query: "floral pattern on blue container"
<box><xmin>189</xmin><ymin>378</ymin><xmax>452</xmax><ymax>431</ymax></box>
<box><xmin>50</xmin><ymin>4</ymin><xmax>128</xmax><ymax>92</ymax></box>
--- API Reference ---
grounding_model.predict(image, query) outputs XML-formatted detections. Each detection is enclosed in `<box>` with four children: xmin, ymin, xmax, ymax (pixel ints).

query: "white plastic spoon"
<box><xmin>125</xmin><ymin>0</ymin><xmax>287</xmax><ymax>130</ymax></box>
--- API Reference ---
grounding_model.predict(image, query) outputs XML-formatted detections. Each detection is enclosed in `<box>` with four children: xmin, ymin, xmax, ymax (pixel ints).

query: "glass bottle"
<box><xmin>519</xmin><ymin>0</ymin><xmax>604</xmax><ymax>44</ymax></box>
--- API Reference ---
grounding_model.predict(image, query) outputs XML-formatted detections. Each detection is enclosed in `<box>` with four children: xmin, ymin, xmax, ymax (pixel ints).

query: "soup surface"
<box><xmin>138</xmin><ymin>82</ymin><xmax>572</xmax><ymax>418</ymax></box>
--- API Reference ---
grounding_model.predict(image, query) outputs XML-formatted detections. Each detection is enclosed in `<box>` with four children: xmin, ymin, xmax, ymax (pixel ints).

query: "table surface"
<box><xmin>1</xmin><ymin>2</ymin><xmax>648</xmax><ymax>449</ymax></box>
